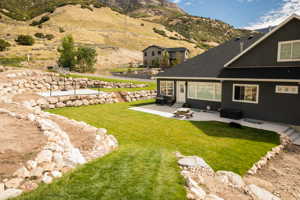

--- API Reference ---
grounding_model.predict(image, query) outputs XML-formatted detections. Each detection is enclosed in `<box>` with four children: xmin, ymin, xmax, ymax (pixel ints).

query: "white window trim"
<box><xmin>160</xmin><ymin>80</ymin><xmax>174</xmax><ymax>97</ymax></box>
<box><xmin>187</xmin><ymin>82</ymin><xmax>222</xmax><ymax>102</ymax></box>
<box><xmin>277</xmin><ymin>40</ymin><xmax>300</xmax><ymax>62</ymax></box>
<box><xmin>276</xmin><ymin>85</ymin><xmax>299</xmax><ymax>94</ymax></box>
<box><xmin>232</xmin><ymin>84</ymin><xmax>259</xmax><ymax>104</ymax></box>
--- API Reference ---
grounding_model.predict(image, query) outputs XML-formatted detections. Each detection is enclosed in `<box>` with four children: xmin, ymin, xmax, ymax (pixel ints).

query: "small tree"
<box><xmin>74</xmin><ymin>46</ymin><xmax>97</xmax><ymax>73</ymax></box>
<box><xmin>0</xmin><ymin>39</ymin><xmax>11</xmax><ymax>51</ymax></box>
<box><xmin>15</xmin><ymin>35</ymin><xmax>35</xmax><ymax>46</ymax></box>
<box><xmin>160</xmin><ymin>51</ymin><xmax>170</xmax><ymax>68</ymax></box>
<box><xmin>57</xmin><ymin>35</ymin><xmax>76</xmax><ymax>69</ymax></box>
<box><xmin>171</xmin><ymin>52</ymin><xmax>182</xmax><ymax>66</ymax></box>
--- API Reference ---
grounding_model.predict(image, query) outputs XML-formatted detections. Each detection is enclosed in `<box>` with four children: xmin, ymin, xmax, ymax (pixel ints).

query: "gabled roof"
<box><xmin>142</xmin><ymin>45</ymin><xmax>165</xmax><ymax>52</ymax></box>
<box><xmin>224</xmin><ymin>14</ymin><xmax>300</xmax><ymax>67</ymax></box>
<box><xmin>143</xmin><ymin>45</ymin><xmax>188</xmax><ymax>53</ymax></box>
<box><xmin>156</xmin><ymin>34</ymin><xmax>263</xmax><ymax>78</ymax></box>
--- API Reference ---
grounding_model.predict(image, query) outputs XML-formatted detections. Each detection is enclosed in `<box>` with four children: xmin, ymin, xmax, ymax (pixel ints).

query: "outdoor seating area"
<box><xmin>129</xmin><ymin>104</ymin><xmax>289</xmax><ymax>134</ymax></box>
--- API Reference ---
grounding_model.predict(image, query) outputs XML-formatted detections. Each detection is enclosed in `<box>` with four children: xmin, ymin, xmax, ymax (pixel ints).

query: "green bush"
<box><xmin>58</xmin><ymin>35</ymin><xmax>76</xmax><ymax>69</ymax></box>
<box><xmin>153</xmin><ymin>28</ymin><xmax>167</xmax><ymax>37</ymax></box>
<box><xmin>0</xmin><ymin>39</ymin><xmax>11</xmax><ymax>51</ymax></box>
<box><xmin>75</xmin><ymin>46</ymin><xmax>97</xmax><ymax>73</ymax></box>
<box><xmin>15</xmin><ymin>35</ymin><xmax>35</xmax><ymax>46</ymax></box>
<box><xmin>34</xmin><ymin>32</ymin><xmax>45</xmax><ymax>38</ymax></box>
<box><xmin>30</xmin><ymin>15</ymin><xmax>50</xmax><ymax>26</ymax></box>
<box><xmin>45</xmin><ymin>34</ymin><xmax>54</xmax><ymax>40</ymax></box>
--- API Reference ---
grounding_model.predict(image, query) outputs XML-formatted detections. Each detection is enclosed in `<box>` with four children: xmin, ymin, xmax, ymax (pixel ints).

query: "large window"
<box><xmin>188</xmin><ymin>82</ymin><xmax>221</xmax><ymax>102</ymax></box>
<box><xmin>160</xmin><ymin>81</ymin><xmax>174</xmax><ymax>96</ymax></box>
<box><xmin>276</xmin><ymin>85</ymin><xmax>298</xmax><ymax>94</ymax></box>
<box><xmin>233</xmin><ymin>84</ymin><xmax>259</xmax><ymax>104</ymax></box>
<box><xmin>278</xmin><ymin>40</ymin><xmax>300</xmax><ymax>62</ymax></box>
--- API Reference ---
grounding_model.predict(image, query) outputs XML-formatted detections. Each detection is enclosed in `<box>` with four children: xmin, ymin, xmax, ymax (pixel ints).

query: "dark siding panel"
<box><xmin>186</xmin><ymin>99</ymin><xmax>221</xmax><ymax>110</ymax></box>
<box><xmin>222</xmin><ymin>81</ymin><xmax>300</xmax><ymax>125</ymax></box>
<box><xmin>229</xmin><ymin>18</ymin><xmax>300</xmax><ymax>67</ymax></box>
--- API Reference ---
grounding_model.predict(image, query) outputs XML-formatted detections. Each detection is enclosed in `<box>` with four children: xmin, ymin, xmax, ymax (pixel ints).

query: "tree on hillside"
<box><xmin>58</xmin><ymin>35</ymin><xmax>76</xmax><ymax>69</ymax></box>
<box><xmin>0</xmin><ymin>39</ymin><xmax>11</xmax><ymax>51</ymax></box>
<box><xmin>75</xmin><ymin>46</ymin><xmax>97</xmax><ymax>73</ymax></box>
<box><xmin>171</xmin><ymin>52</ymin><xmax>182</xmax><ymax>66</ymax></box>
<box><xmin>160</xmin><ymin>51</ymin><xmax>170</xmax><ymax>68</ymax></box>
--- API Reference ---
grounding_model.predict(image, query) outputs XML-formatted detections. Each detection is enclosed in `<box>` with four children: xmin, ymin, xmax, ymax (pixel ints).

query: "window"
<box><xmin>276</xmin><ymin>85</ymin><xmax>298</xmax><ymax>94</ymax></box>
<box><xmin>158</xmin><ymin>51</ymin><xmax>162</xmax><ymax>55</ymax></box>
<box><xmin>233</xmin><ymin>84</ymin><xmax>259</xmax><ymax>104</ymax></box>
<box><xmin>188</xmin><ymin>82</ymin><xmax>221</xmax><ymax>102</ymax></box>
<box><xmin>278</xmin><ymin>40</ymin><xmax>300</xmax><ymax>62</ymax></box>
<box><xmin>144</xmin><ymin>52</ymin><xmax>147</xmax><ymax>57</ymax></box>
<box><xmin>152</xmin><ymin>51</ymin><xmax>155</xmax><ymax>56</ymax></box>
<box><xmin>160</xmin><ymin>81</ymin><xmax>174</xmax><ymax>96</ymax></box>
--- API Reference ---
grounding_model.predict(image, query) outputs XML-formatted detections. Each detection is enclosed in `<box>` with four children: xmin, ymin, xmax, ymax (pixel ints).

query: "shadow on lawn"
<box><xmin>189</xmin><ymin>120</ymin><xmax>280</xmax><ymax>145</ymax></box>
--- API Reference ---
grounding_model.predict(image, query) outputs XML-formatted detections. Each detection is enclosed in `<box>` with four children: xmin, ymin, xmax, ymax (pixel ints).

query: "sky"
<box><xmin>172</xmin><ymin>0</ymin><xmax>300</xmax><ymax>30</ymax></box>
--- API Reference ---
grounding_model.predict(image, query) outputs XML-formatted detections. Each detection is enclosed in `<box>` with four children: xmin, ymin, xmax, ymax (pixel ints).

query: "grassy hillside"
<box><xmin>0</xmin><ymin>6</ymin><xmax>202</xmax><ymax>73</ymax></box>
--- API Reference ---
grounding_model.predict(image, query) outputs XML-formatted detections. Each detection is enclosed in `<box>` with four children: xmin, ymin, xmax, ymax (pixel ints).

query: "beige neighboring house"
<box><xmin>143</xmin><ymin>45</ymin><xmax>189</xmax><ymax>67</ymax></box>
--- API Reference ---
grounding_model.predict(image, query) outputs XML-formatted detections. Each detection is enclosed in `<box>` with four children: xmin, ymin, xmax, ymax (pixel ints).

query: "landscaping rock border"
<box><xmin>176</xmin><ymin>152</ymin><xmax>282</xmax><ymax>200</ymax></box>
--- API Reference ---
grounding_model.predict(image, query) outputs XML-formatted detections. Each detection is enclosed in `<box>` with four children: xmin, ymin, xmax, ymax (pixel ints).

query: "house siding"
<box><xmin>222</xmin><ymin>81</ymin><xmax>300</xmax><ymax>125</ymax></box>
<box><xmin>157</xmin><ymin>79</ymin><xmax>221</xmax><ymax>110</ymax></box>
<box><xmin>228</xmin><ymin>18</ymin><xmax>300</xmax><ymax>68</ymax></box>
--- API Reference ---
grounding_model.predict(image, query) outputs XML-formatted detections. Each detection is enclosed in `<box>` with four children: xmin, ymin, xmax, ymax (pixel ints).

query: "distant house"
<box><xmin>155</xmin><ymin>14</ymin><xmax>300</xmax><ymax>125</ymax></box>
<box><xmin>143</xmin><ymin>45</ymin><xmax>189</xmax><ymax>67</ymax></box>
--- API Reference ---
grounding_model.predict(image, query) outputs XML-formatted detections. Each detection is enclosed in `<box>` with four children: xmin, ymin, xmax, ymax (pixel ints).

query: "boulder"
<box><xmin>30</xmin><ymin>167</ymin><xmax>44</xmax><ymax>178</ymax></box>
<box><xmin>246</xmin><ymin>184</ymin><xmax>281</xmax><ymax>200</ymax></box>
<box><xmin>187</xmin><ymin>177</ymin><xmax>206</xmax><ymax>199</ymax></box>
<box><xmin>97</xmin><ymin>128</ymin><xmax>108</xmax><ymax>135</ymax></box>
<box><xmin>13</xmin><ymin>167</ymin><xmax>30</xmax><ymax>178</ymax></box>
<box><xmin>216</xmin><ymin>171</ymin><xmax>245</xmax><ymax>189</ymax></box>
<box><xmin>42</xmin><ymin>173</ymin><xmax>53</xmax><ymax>184</ymax></box>
<box><xmin>51</xmin><ymin>170</ymin><xmax>62</xmax><ymax>178</ymax></box>
<box><xmin>178</xmin><ymin>156</ymin><xmax>214</xmax><ymax>172</ymax></box>
<box><xmin>5</xmin><ymin>178</ymin><xmax>23</xmax><ymax>189</ymax></box>
<box><xmin>36</xmin><ymin>150</ymin><xmax>53</xmax><ymax>163</ymax></box>
<box><xmin>20</xmin><ymin>181</ymin><xmax>38</xmax><ymax>192</ymax></box>
<box><xmin>0</xmin><ymin>189</ymin><xmax>23</xmax><ymax>200</ymax></box>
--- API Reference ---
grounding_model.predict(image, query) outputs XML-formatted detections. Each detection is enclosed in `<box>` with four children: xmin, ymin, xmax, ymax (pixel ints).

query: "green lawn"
<box><xmin>110</xmin><ymin>67</ymin><xmax>145</xmax><ymax>73</ymax></box>
<box><xmin>15</xmin><ymin>100</ymin><xmax>280</xmax><ymax>200</ymax></box>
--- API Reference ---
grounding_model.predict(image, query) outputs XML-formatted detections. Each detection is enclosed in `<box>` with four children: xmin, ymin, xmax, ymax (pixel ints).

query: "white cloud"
<box><xmin>245</xmin><ymin>0</ymin><xmax>300</xmax><ymax>30</ymax></box>
<box><xmin>172</xmin><ymin>0</ymin><xmax>181</xmax><ymax>3</ymax></box>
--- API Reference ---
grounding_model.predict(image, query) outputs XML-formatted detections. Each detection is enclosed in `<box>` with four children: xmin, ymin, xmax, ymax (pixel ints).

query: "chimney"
<box><xmin>240</xmin><ymin>41</ymin><xmax>244</xmax><ymax>53</ymax></box>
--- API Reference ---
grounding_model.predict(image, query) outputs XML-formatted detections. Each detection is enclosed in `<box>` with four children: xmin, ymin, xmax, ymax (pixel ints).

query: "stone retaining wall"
<box><xmin>23</xmin><ymin>90</ymin><xmax>157</xmax><ymax>110</ymax></box>
<box><xmin>4</xmin><ymin>71</ymin><xmax>148</xmax><ymax>92</ymax></box>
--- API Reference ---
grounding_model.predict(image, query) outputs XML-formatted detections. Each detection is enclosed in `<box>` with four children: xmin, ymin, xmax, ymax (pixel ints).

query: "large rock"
<box><xmin>5</xmin><ymin>178</ymin><xmax>23</xmax><ymax>189</ymax></box>
<box><xmin>187</xmin><ymin>177</ymin><xmax>206</xmax><ymax>199</ymax></box>
<box><xmin>178</xmin><ymin>156</ymin><xmax>213</xmax><ymax>171</ymax></box>
<box><xmin>13</xmin><ymin>167</ymin><xmax>30</xmax><ymax>178</ymax></box>
<box><xmin>36</xmin><ymin>150</ymin><xmax>53</xmax><ymax>163</ymax></box>
<box><xmin>246</xmin><ymin>184</ymin><xmax>281</xmax><ymax>200</ymax></box>
<box><xmin>216</xmin><ymin>171</ymin><xmax>245</xmax><ymax>189</ymax></box>
<box><xmin>0</xmin><ymin>189</ymin><xmax>23</xmax><ymax>200</ymax></box>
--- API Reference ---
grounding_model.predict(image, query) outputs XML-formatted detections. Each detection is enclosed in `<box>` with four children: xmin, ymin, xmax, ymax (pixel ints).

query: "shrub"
<box><xmin>153</xmin><ymin>28</ymin><xmax>167</xmax><ymax>37</ymax></box>
<box><xmin>141</xmin><ymin>23</ymin><xmax>144</xmax><ymax>26</ymax></box>
<box><xmin>30</xmin><ymin>15</ymin><xmax>50</xmax><ymax>26</ymax></box>
<box><xmin>168</xmin><ymin>36</ymin><xmax>178</xmax><ymax>40</ymax></box>
<box><xmin>45</xmin><ymin>34</ymin><xmax>54</xmax><ymax>40</ymax></box>
<box><xmin>15</xmin><ymin>35</ymin><xmax>35</xmax><ymax>46</ymax></box>
<box><xmin>58</xmin><ymin>35</ymin><xmax>76</xmax><ymax>69</ymax></box>
<box><xmin>59</xmin><ymin>27</ymin><xmax>65</xmax><ymax>33</ymax></box>
<box><xmin>75</xmin><ymin>46</ymin><xmax>97</xmax><ymax>73</ymax></box>
<box><xmin>34</xmin><ymin>33</ymin><xmax>45</xmax><ymax>38</ymax></box>
<box><xmin>0</xmin><ymin>39</ymin><xmax>11</xmax><ymax>51</ymax></box>
<box><xmin>81</xmin><ymin>5</ymin><xmax>93</xmax><ymax>11</ymax></box>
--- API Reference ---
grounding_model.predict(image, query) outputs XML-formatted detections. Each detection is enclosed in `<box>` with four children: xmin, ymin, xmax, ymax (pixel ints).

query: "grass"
<box><xmin>0</xmin><ymin>57</ymin><xmax>26</xmax><ymax>67</ymax></box>
<box><xmin>110</xmin><ymin>67</ymin><xmax>145</xmax><ymax>73</ymax></box>
<box><xmin>67</xmin><ymin>74</ymin><xmax>157</xmax><ymax>92</ymax></box>
<box><xmin>15</xmin><ymin>100</ymin><xmax>279</xmax><ymax>200</ymax></box>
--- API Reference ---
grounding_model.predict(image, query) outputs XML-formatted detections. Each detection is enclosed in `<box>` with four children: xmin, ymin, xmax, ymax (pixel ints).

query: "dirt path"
<box><xmin>244</xmin><ymin>144</ymin><xmax>300</xmax><ymax>200</ymax></box>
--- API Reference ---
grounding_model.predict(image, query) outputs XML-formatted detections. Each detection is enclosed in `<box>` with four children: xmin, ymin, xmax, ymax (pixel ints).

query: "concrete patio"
<box><xmin>129</xmin><ymin>104</ymin><xmax>300</xmax><ymax>145</ymax></box>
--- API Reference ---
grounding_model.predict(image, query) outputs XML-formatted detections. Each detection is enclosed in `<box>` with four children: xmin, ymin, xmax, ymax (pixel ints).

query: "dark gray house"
<box><xmin>155</xmin><ymin>14</ymin><xmax>300</xmax><ymax>125</ymax></box>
